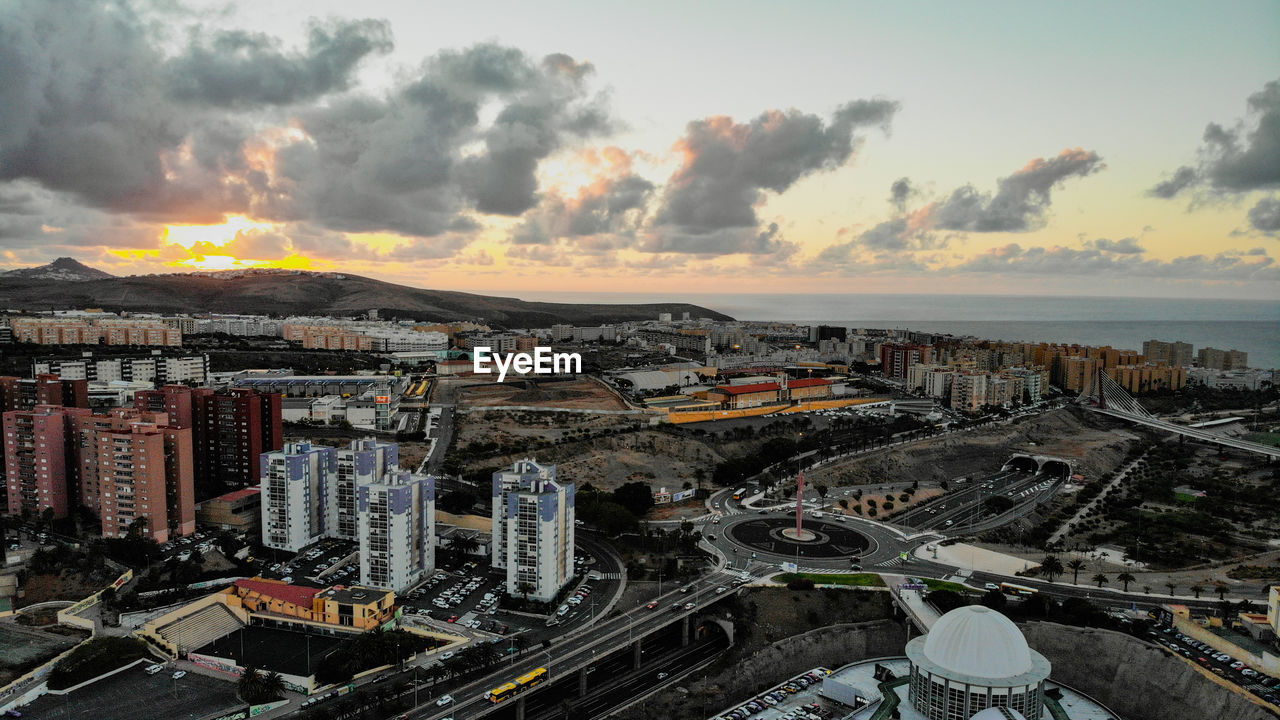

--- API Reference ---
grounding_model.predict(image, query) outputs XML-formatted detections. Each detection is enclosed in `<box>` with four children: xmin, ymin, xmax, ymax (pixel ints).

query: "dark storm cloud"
<box><xmin>1249</xmin><ymin>196</ymin><xmax>1280</xmax><ymax>233</ymax></box>
<box><xmin>165</xmin><ymin>19</ymin><xmax>393</xmax><ymax>107</ymax></box>
<box><xmin>1147</xmin><ymin>166</ymin><xmax>1198</xmax><ymax>198</ymax></box>
<box><xmin>931</xmin><ymin>148</ymin><xmax>1105</xmax><ymax>232</ymax></box>
<box><xmin>646</xmin><ymin>100</ymin><xmax>898</xmax><ymax>252</ymax></box>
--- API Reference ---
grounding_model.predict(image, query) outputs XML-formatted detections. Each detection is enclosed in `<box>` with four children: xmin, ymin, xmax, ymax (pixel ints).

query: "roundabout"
<box><xmin>725</xmin><ymin>516</ymin><xmax>871</xmax><ymax>559</ymax></box>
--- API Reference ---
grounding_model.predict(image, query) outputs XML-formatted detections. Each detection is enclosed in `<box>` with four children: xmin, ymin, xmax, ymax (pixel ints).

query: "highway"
<box><xmin>399</xmin><ymin>566</ymin><xmax>761</xmax><ymax>720</ymax></box>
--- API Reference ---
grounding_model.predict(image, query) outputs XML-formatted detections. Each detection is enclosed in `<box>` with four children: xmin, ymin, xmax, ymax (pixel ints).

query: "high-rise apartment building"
<box><xmin>259</xmin><ymin>441</ymin><xmax>336</xmax><ymax>552</ymax></box>
<box><xmin>69</xmin><ymin>408</ymin><xmax>194</xmax><ymax>541</ymax></box>
<box><xmin>950</xmin><ymin>372</ymin><xmax>990</xmax><ymax>413</ymax></box>
<box><xmin>880</xmin><ymin>343</ymin><xmax>933</xmax><ymax>381</ymax></box>
<box><xmin>135</xmin><ymin>385</ymin><xmax>282</xmax><ymax>491</ymax></box>
<box><xmin>491</xmin><ymin>459</ymin><xmax>574</xmax><ymax>602</ymax></box>
<box><xmin>357</xmin><ymin>470</ymin><xmax>435</xmax><ymax>593</ymax></box>
<box><xmin>328</xmin><ymin>438</ymin><xmax>398</xmax><ymax>540</ymax></box>
<box><xmin>3</xmin><ymin>406</ymin><xmax>73</xmax><ymax>519</ymax></box>
<box><xmin>1142</xmin><ymin>340</ymin><xmax>1194</xmax><ymax>368</ymax></box>
<box><xmin>3</xmin><ymin>405</ymin><xmax>194</xmax><ymax>541</ymax></box>
<box><xmin>0</xmin><ymin>374</ymin><xmax>89</xmax><ymax>412</ymax></box>
<box><xmin>1197</xmin><ymin>347</ymin><xmax>1248</xmax><ymax>371</ymax></box>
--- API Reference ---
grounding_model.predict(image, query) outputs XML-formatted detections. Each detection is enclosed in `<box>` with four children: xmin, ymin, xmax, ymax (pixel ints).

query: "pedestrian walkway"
<box><xmin>882</xmin><ymin>575</ymin><xmax>942</xmax><ymax>631</ymax></box>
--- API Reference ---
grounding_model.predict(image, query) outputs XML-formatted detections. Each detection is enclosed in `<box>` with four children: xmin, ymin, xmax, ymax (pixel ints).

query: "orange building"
<box><xmin>787</xmin><ymin>377</ymin><xmax>833</xmax><ymax>400</ymax></box>
<box><xmin>225</xmin><ymin>578</ymin><xmax>397</xmax><ymax>631</ymax></box>
<box><xmin>1107</xmin><ymin>364</ymin><xmax>1187</xmax><ymax>394</ymax></box>
<box><xmin>707</xmin><ymin>382</ymin><xmax>781</xmax><ymax>408</ymax></box>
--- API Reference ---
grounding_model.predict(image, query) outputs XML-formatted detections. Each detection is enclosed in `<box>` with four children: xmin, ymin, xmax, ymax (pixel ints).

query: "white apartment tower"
<box><xmin>259</xmin><ymin>442</ymin><xmax>336</xmax><ymax>552</ymax></box>
<box><xmin>327</xmin><ymin>438</ymin><xmax>398</xmax><ymax>540</ymax></box>
<box><xmin>491</xmin><ymin>459</ymin><xmax>575</xmax><ymax>602</ymax></box>
<box><xmin>357</xmin><ymin>470</ymin><xmax>435</xmax><ymax>593</ymax></box>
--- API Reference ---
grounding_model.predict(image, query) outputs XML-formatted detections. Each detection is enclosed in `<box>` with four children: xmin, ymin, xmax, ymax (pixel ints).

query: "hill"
<box><xmin>2</xmin><ymin>257</ymin><xmax>114</xmax><ymax>282</ymax></box>
<box><xmin>0</xmin><ymin>266</ymin><xmax>731</xmax><ymax>328</ymax></box>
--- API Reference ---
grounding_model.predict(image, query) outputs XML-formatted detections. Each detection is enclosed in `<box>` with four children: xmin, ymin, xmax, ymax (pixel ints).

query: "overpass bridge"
<box><xmin>1081</xmin><ymin>370</ymin><xmax>1279</xmax><ymax>460</ymax></box>
<box><xmin>406</xmin><ymin>567</ymin><xmax>751</xmax><ymax>720</ymax></box>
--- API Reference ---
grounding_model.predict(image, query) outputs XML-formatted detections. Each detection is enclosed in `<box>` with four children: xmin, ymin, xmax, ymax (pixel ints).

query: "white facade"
<box><xmin>328</xmin><ymin>438</ymin><xmax>397</xmax><ymax>540</ymax></box>
<box><xmin>906</xmin><ymin>606</ymin><xmax>1051</xmax><ymax>720</ymax></box>
<box><xmin>260</xmin><ymin>442</ymin><xmax>336</xmax><ymax>552</ymax></box>
<box><xmin>491</xmin><ymin>459</ymin><xmax>575</xmax><ymax>603</ymax></box>
<box><xmin>357</xmin><ymin>470</ymin><xmax>435</xmax><ymax>593</ymax></box>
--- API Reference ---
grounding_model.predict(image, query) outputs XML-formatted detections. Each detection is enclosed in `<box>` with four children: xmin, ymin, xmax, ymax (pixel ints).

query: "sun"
<box><xmin>163</xmin><ymin>215</ymin><xmax>272</xmax><ymax>249</ymax></box>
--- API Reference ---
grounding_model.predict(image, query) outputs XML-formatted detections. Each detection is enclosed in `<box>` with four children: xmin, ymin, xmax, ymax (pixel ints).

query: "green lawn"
<box><xmin>773</xmin><ymin>572</ymin><xmax>886</xmax><ymax>587</ymax></box>
<box><xmin>922</xmin><ymin>578</ymin><xmax>979</xmax><ymax>594</ymax></box>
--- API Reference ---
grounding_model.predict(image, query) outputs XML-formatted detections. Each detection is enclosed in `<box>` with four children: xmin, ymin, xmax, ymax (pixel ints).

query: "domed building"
<box><xmin>969</xmin><ymin>709</ymin><xmax>1028</xmax><ymax>720</ymax></box>
<box><xmin>905</xmin><ymin>605</ymin><xmax>1052</xmax><ymax>720</ymax></box>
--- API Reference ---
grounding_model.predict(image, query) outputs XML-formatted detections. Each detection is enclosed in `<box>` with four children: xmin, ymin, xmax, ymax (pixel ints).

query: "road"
<box><xmin>391</xmin><ymin>566</ymin><xmax>760</xmax><ymax>720</ymax></box>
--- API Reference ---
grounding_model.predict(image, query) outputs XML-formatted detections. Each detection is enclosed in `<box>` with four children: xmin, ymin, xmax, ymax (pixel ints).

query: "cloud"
<box><xmin>1091</xmin><ymin>236</ymin><xmax>1144</xmax><ymax>254</ymax></box>
<box><xmin>646</xmin><ymin>100</ymin><xmax>898</xmax><ymax>253</ymax></box>
<box><xmin>890</xmin><ymin>177</ymin><xmax>914</xmax><ymax>212</ymax></box>
<box><xmin>1247</xmin><ymin>196</ymin><xmax>1280</xmax><ymax>234</ymax></box>
<box><xmin>930</xmin><ymin>148</ymin><xmax>1105</xmax><ymax>232</ymax></box>
<box><xmin>1150</xmin><ymin>79</ymin><xmax>1280</xmax><ymax>230</ymax></box>
<box><xmin>951</xmin><ymin>243</ymin><xmax>1277</xmax><ymax>283</ymax></box>
<box><xmin>1147</xmin><ymin>166</ymin><xmax>1198</xmax><ymax>198</ymax></box>
<box><xmin>509</xmin><ymin>148</ymin><xmax>656</xmax><ymax>247</ymax></box>
<box><xmin>165</xmin><ymin>19</ymin><xmax>393</xmax><ymax>108</ymax></box>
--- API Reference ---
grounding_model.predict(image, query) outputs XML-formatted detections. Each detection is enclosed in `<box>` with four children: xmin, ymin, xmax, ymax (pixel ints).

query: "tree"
<box><xmin>815</xmin><ymin>484</ymin><xmax>829</xmax><ymax>510</ymax></box>
<box><xmin>612</xmin><ymin>483</ymin><xmax>656</xmax><ymax>517</ymax></box>
<box><xmin>1066</xmin><ymin>559</ymin><xmax>1086</xmax><ymax>585</ymax></box>
<box><xmin>1091</xmin><ymin>573</ymin><xmax>1109</xmax><ymax>589</ymax></box>
<box><xmin>1142</xmin><ymin>586</ymin><xmax>1151</xmax><ymax>595</ymax></box>
<box><xmin>1190</xmin><ymin>584</ymin><xmax>1205</xmax><ymax>599</ymax></box>
<box><xmin>1116</xmin><ymin>572</ymin><xmax>1136</xmax><ymax>592</ymax></box>
<box><xmin>1039</xmin><ymin>555</ymin><xmax>1064</xmax><ymax>582</ymax></box>
<box><xmin>1214</xmin><ymin>583</ymin><xmax>1228</xmax><ymax>600</ymax></box>
<box><xmin>516</xmin><ymin>580</ymin><xmax>534</xmax><ymax>602</ymax></box>
<box><xmin>1165</xmin><ymin>582</ymin><xmax>1177</xmax><ymax>596</ymax></box>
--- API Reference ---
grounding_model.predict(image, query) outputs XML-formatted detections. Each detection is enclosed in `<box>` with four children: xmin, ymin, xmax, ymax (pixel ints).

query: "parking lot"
<box><xmin>18</xmin><ymin>660</ymin><xmax>241</xmax><ymax>720</ymax></box>
<box><xmin>710</xmin><ymin>667</ymin><xmax>836</xmax><ymax>720</ymax></box>
<box><xmin>1151</xmin><ymin>626</ymin><xmax>1280</xmax><ymax>706</ymax></box>
<box><xmin>255</xmin><ymin>537</ymin><xmax>359</xmax><ymax>587</ymax></box>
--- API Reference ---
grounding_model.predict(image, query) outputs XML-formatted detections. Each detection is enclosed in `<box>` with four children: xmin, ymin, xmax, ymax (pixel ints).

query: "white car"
<box><xmin>172</xmin><ymin>670</ymin><xmax>187</xmax><ymax>679</ymax></box>
<box><xmin>437</xmin><ymin>694</ymin><xmax>453</xmax><ymax>706</ymax></box>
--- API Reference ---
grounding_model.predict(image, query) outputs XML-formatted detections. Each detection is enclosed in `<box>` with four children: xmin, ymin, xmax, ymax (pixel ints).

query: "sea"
<box><xmin>517</xmin><ymin>292</ymin><xmax>1280</xmax><ymax>369</ymax></box>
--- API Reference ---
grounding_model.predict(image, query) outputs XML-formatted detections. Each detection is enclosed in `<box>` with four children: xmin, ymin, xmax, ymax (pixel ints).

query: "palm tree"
<box><xmin>815</xmin><ymin>484</ymin><xmax>829</xmax><ymax>510</ymax></box>
<box><xmin>1066</xmin><ymin>559</ymin><xmax>1086</xmax><ymax>585</ymax></box>
<box><xmin>1092</xmin><ymin>573</ymin><xmax>1109</xmax><ymax>589</ymax></box>
<box><xmin>1214</xmin><ymin>583</ymin><xmax>1228</xmax><ymax>600</ymax></box>
<box><xmin>1165</xmin><ymin>582</ymin><xmax>1177</xmax><ymax>596</ymax></box>
<box><xmin>1039</xmin><ymin>555</ymin><xmax>1064</xmax><ymax>582</ymax></box>
<box><xmin>1190</xmin><ymin>584</ymin><xmax>1205</xmax><ymax>599</ymax></box>
<box><xmin>1142</xmin><ymin>586</ymin><xmax>1151</xmax><ymax>595</ymax></box>
<box><xmin>238</xmin><ymin>667</ymin><xmax>267</xmax><ymax>703</ymax></box>
<box><xmin>516</xmin><ymin>580</ymin><xmax>534</xmax><ymax>602</ymax></box>
<box><xmin>1116</xmin><ymin>572</ymin><xmax>1136</xmax><ymax>592</ymax></box>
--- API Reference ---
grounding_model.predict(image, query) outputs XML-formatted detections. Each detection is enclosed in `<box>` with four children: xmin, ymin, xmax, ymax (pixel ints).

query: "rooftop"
<box><xmin>234</xmin><ymin>578</ymin><xmax>322</xmax><ymax>608</ymax></box>
<box><xmin>713</xmin><ymin>382</ymin><xmax>781</xmax><ymax>395</ymax></box>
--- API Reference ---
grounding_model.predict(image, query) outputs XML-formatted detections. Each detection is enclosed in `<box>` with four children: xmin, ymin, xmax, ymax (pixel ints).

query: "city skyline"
<box><xmin>1</xmin><ymin>0</ymin><xmax>1278</xmax><ymax>300</ymax></box>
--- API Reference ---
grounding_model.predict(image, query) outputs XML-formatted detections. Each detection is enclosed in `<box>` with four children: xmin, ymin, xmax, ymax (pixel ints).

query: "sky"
<box><xmin>1</xmin><ymin>0</ymin><xmax>1278</xmax><ymax>300</ymax></box>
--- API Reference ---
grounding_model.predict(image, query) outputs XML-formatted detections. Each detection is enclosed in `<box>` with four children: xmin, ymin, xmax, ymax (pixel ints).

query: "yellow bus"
<box><xmin>486</xmin><ymin>682</ymin><xmax>519</xmax><ymax>703</ymax></box>
<box><xmin>1000</xmin><ymin>582</ymin><xmax>1038</xmax><ymax>597</ymax></box>
<box><xmin>516</xmin><ymin>667</ymin><xmax>548</xmax><ymax>689</ymax></box>
<box><xmin>487</xmin><ymin>667</ymin><xmax>548</xmax><ymax>703</ymax></box>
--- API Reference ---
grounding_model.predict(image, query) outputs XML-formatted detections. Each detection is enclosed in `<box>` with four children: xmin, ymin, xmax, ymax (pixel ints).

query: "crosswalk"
<box><xmin>596</xmin><ymin>572</ymin><xmax>624</xmax><ymax>580</ymax></box>
<box><xmin>876</xmin><ymin>556</ymin><xmax>907</xmax><ymax>568</ymax></box>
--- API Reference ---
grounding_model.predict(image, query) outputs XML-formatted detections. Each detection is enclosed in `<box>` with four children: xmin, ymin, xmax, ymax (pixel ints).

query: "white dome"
<box><xmin>922</xmin><ymin>606</ymin><xmax>1033</xmax><ymax>679</ymax></box>
<box><xmin>969</xmin><ymin>709</ymin><xmax>1028</xmax><ymax>720</ymax></box>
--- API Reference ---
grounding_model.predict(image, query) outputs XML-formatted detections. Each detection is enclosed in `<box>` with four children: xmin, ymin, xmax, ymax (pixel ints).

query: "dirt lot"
<box><xmin>452</xmin><ymin>410</ymin><xmax>724</xmax><ymax>491</ymax></box>
<box><xmin>808</xmin><ymin>407</ymin><xmax>1139</xmax><ymax>487</ymax></box>
<box><xmin>458</xmin><ymin>377</ymin><xmax>629</xmax><ymax>410</ymax></box>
